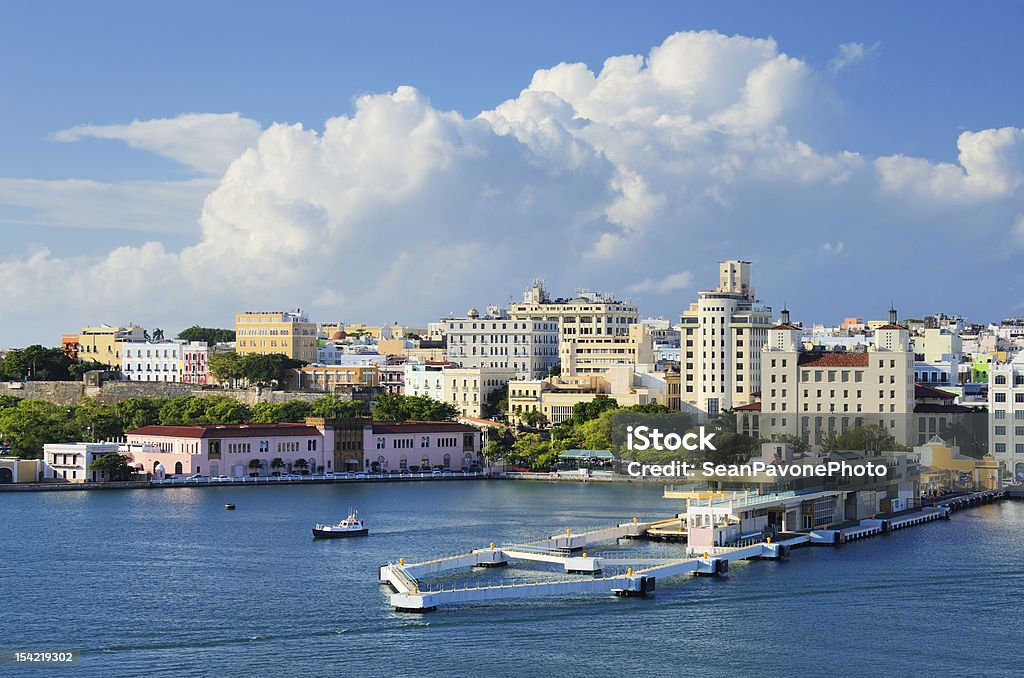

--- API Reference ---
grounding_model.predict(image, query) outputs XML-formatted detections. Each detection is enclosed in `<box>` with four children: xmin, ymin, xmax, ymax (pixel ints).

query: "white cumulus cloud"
<box><xmin>52</xmin><ymin>112</ymin><xmax>262</xmax><ymax>175</ymax></box>
<box><xmin>1</xmin><ymin>30</ymin><xmax>1023</xmax><ymax>344</ymax></box>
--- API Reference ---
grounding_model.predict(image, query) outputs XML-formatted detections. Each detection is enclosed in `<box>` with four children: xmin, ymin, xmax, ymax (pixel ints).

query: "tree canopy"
<box><xmin>208</xmin><ymin>352</ymin><xmax>305</xmax><ymax>387</ymax></box>
<box><xmin>176</xmin><ymin>326</ymin><xmax>236</xmax><ymax>344</ymax></box>
<box><xmin>0</xmin><ymin>345</ymin><xmax>75</xmax><ymax>381</ymax></box>
<box><xmin>0</xmin><ymin>393</ymin><xmax>345</xmax><ymax>459</ymax></box>
<box><xmin>371</xmin><ymin>393</ymin><xmax>459</xmax><ymax>422</ymax></box>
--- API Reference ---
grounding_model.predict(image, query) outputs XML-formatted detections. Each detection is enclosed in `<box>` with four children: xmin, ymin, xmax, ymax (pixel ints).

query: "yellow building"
<box><xmin>915</xmin><ymin>437</ymin><xmax>1001</xmax><ymax>492</ymax></box>
<box><xmin>236</xmin><ymin>311</ymin><xmax>317</xmax><ymax>361</ymax></box>
<box><xmin>508</xmin><ymin>365</ymin><xmax>670</xmax><ymax>425</ymax></box>
<box><xmin>0</xmin><ymin>457</ymin><xmax>43</xmax><ymax>484</ymax></box>
<box><xmin>77</xmin><ymin>325</ymin><xmax>146</xmax><ymax>368</ymax></box>
<box><xmin>290</xmin><ymin>364</ymin><xmax>379</xmax><ymax>392</ymax></box>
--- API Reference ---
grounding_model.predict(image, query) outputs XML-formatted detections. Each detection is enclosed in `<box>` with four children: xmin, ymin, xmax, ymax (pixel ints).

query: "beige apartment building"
<box><xmin>77</xmin><ymin>325</ymin><xmax>146</xmax><ymax>368</ymax></box>
<box><xmin>508</xmin><ymin>365</ymin><xmax>671</xmax><ymax>425</ymax></box>
<box><xmin>443</xmin><ymin>366</ymin><xmax>515</xmax><ymax>419</ymax></box>
<box><xmin>744</xmin><ymin>309</ymin><xmax>916</xmax><ymax>450</ymax></box>
<box><xmin>508</xmin><ymin>280</ymin><xmax>639</xmax><ymax>344</ymax></box>
<box><xmin>290</xmin><ymin>364</ymin><xmax>379</xmax><ymax>392</ymax></box>
<box><xmin>679</xmin><ymin>261</ymin><xmax>773</xmax><ymax>418</ymax></box>
<box><xmin>235</xmin><ymin>311</ymin><xmax>317</xmax><ymax>362</ymax></box>
<box><xmin>559</xmin><ymin>323</ymin><xmax>655</xmax><ymax>376</ymax></box>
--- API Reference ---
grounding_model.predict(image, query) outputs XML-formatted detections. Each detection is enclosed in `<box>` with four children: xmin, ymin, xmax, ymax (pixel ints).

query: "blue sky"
<box><xmin>2</xmin><ymin>1</ymin><xmax>1024</xmax><ymax>344</ymax></box>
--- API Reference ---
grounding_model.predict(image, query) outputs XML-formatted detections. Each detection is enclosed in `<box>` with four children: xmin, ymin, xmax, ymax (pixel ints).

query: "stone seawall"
<box><xmin>3</xmin><ymin>381</ymin><xmax>338</xmax><ymax>406</ymax></box>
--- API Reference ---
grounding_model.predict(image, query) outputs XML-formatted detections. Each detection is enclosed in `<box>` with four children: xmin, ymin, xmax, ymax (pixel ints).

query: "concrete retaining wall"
<box><xmin>3</xmin><ymin>381</ymin><xmax>343</xmax><ymax>406</ymax></box>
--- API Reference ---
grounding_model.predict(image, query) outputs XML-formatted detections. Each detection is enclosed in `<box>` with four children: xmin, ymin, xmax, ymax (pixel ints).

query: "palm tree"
<box><xmin>293</xmin><ymin>458</ymin><xmax>310</xmax><ymax>475</ymax></box>
<box><xmin>248</xmin><ymin>458</ymin><xmax>264</xmax><ymax>477</ymax></box>
<box><xmin>270</xmin><ymin>457</ymin><xmax>285</xmax><ymax>476</ymax></box>
<box><xmin>711</xmin><ymin>408</ymin><xmax>738</xmax><ymax>434</ymax></box>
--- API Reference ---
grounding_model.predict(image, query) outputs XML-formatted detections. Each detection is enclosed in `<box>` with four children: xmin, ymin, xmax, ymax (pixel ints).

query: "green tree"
<box><xmin>241</xmin><ymin>353</ymin><xmax>305</xmax><ymax>387</ymax></box>
<box><xmin>835</xmin><ymin>424</ymin><xmax>907</xmax><ymax>453</ymax></box>
<box><xmin>208</xmin><ymin>352</ymin><xmax>246</xmax><ymax>387</ymax></box>
<box><xmin>508</xmin><ymin>433</ymin><xmax>552</xmax><ymax>470</ymax></box>
<box><xmin>293</xmin><ymin>458</ymin><xmax>310</xmax><ymax>474</ymax></box>
<box><xmin>482</xmin><ymin>388</ymin><xmax>507</xmax><ymax>418</ymax></box>
<box><xmin>114</xmin><ymin>398</ymin><xmax>163</xmax><ymax>431</ymax></box>
<box><xmin>567</xmin><ymin>396</ymin><xmax>619</xmax><ymax>426</ymax></box>
<box><xmin>73</xmin><ymin>399</ymin><xmax>124</xmax><ymax>442</ymax></box>
<box><xmin>372</xmin><ymin>394</ymin><xmax>458</xmax><ymax>422</ymax></box>
<box><xmin>311</xmin><ymin>395</ymin><xmax>368</xmax><ymax>419</ymax></box>
<box><xmin>248</xmin><ymin>458</ymin><xmax>264</xmax><ymax>476</ymax></box>
<box><xmin>0</xmin><ymin>399</ymin><xmax>80</xmax><ymax>458</ymax></box>
<box><xmin>0</xmin><ymin>395</ymin><xmax>22</xmax><ymax>410</ymax></box>
<box><xmin>521</xmin><ymin>410</ymin><xmax>549</xmax><ymax>428</ymax></box>
<box><xmin>0</xmin><ymin>345</ymin><xmax>74</xmax><ymax>381</ymax></box>
<box><xmin>88</xmin><ymin>452</ymin><xmax>133</xmax><ymax>481</ymax></box>
<box><xmin>270</xmin><ymin>457</ymin><xmax>285</xmax><ymax>475</ymax></box>
<box><xmin>176</xmin><ymin>326</ymin><xmax>236</xmax><ymax>344</ymax></box>
<box><xmin>709</xmin><ymin>407</ymin><xmax>738</xmax><ymax>434</ymax></box>
<box><xmin>68</xmin><ymin>359</ymin><xmax>109</xmax><ymax>380</ymax></box>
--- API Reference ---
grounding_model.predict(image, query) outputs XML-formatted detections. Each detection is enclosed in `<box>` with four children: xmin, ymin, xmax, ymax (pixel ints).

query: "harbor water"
<box><xmin>2</xmin><ymin>480</ymin><xmax>1022</xmax><ymax>677</ymax></box>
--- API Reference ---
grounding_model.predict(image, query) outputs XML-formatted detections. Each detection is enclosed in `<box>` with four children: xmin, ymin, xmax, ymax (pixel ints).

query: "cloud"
<box><xmin>52</xmin><ymin>113</ymin><xmax>262</xmax><ymax>175</ymax></box>
<box><xmin>829</xmin><ymin>41</ymin><xmax>880</xmax><ymax>74</ymax></box>
<box><xmin>627</xmin><ymin>271</ymin><xmax>694</xmax><ymax>294</ymax></box>
<box><xmin>1</xmin><ymin>30</ymin><xmax>1023</xmax><ymax>345</ymax></box>
<box><xmin>0</xmin><ymin>177</ymin><xmax>212</xmax><ymax>234</ymax></box>
<box><xmin>875</xmin><ymin>127</ymin><xmax>1024</xmax><ymax>203</ymax></box>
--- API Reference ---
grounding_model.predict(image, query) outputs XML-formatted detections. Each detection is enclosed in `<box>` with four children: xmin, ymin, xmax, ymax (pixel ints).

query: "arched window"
<box><xmin>443</xmin><ymin>454</ymin><xmax>451</xmax><ymax>469</ymax></box>
<box><xmin>995</xmin><ymin>375</ymin><xmax>1007</xmax><ymax>385</ymax></box>
<box><xmin>174</xmin><ymin>461</ymin><xmax>183</xmax><ymax>475</ymax></box>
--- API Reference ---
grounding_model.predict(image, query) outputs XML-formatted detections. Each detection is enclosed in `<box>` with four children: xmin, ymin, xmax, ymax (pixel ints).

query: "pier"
<box><xmin>379</xmin><ymin>489</ymin><xmax>1009</xmax><ymax>612</ymax></box>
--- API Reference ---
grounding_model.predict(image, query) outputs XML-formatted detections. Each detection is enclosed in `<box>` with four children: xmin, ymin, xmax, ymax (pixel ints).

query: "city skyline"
<box><xmin>3</xmin><ymin>2</ymin><xmax>1024</xmax><ymax>346</ymax></box>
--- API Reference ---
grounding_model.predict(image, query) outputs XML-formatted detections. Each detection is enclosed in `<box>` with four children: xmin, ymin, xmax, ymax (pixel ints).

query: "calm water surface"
<box><xmin>2</xmin><ymin>480</ymin><xmax>1022</xmax><ymax>677</ymax></box>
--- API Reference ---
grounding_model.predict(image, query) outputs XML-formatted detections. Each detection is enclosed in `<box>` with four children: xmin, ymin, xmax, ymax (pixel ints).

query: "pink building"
<box><xmin>365</xmin><ymin>421</ymin><xmax>481</xmax><ymax>472</ymax></box>
<box><xmin>123</xmin><ymin>419</ymin><xmax>483</xmax><ymax>476</ymax></box>
<box><xmin>125</xmin><ymin>422</ymin><xmax>329</xmax><ymax>477</ymax></box>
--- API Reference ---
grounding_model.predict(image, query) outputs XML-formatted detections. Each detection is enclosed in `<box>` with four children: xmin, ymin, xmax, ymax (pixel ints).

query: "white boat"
<box><xmin>312</xmin><ymin>511</ymin><xmax>368</xmax><ymax>539</ymax></box>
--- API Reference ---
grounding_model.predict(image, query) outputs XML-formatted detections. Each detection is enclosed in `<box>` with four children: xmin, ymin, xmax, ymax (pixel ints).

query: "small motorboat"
<box><xmin>312</xmin><ymin>511</ymin><xmax>368</xmax><ymax>539</ymax></box>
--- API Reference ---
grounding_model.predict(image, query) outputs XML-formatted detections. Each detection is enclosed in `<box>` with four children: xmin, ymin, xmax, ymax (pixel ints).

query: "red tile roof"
<box><xmin>128</xmin><ymin>423</ymin><xmax>321</xmax><ymax>439</ymax></box>
<box><xmin>797</xmin><ymin>353</ymin><xmax>869</xmax><ymax>367</ymax></box>
<box><xmin>734</xmin><ymin>402</ymin><xmax>762</xmax><ymax>411</ymax></box>
<box><xmin>772</xmin><ymin>323</ymin><xmax>800</xmax><ymax>330</ymax></box>
<box><xmin>372</xmin><ymin>420</ymin><xmax>480</xmax><ymax>434</ymax></box>
<box><xmin>915</xmin><ymin>384</ymin><xmax>957</xmax><ymax>401</ymax></box>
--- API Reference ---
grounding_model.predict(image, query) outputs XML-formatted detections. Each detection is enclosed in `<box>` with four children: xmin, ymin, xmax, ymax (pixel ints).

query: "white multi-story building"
<box><xmin>989</xmin><ymin>352</ymin><xmax>1024</xmax><ymax>479</ymax></box>
<box><xmin>679</xmin><ymin>260</ymin><xmax>773</xmax><ymax>418</ymax></box>
<box><xmin>444</xmin><ymin>308</ymin><xmax>558</xmax><ymax>378</ymax></box>
<box><xmin>43</xmin><ymin>443</ymin><xmax>121</xmax><ymax>483</ymax></box>
<box><xmin>122</xmin><ymin>340</ymin><xmax>184</xmax><ymax>382</ymax></box>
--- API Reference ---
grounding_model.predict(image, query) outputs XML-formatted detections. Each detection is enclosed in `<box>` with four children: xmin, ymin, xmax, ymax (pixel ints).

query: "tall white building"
<box><xmin>679</xmin><ymin>260</ymin><xmax>773</xmax><ymax>418</ymax></box>
<box><xmin>989</xmin><ymin>352</ymin><xmax>1024</xmax><ymax>479</ymax></box>
<box><xmin>444</xmin><ymin>308</ymin><xmax>558</xmax><ymax>379</ymax></box>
